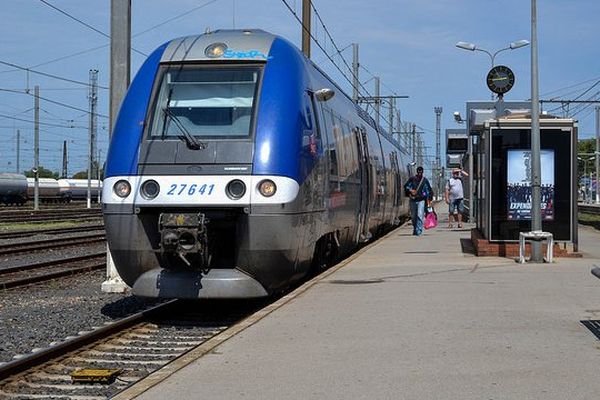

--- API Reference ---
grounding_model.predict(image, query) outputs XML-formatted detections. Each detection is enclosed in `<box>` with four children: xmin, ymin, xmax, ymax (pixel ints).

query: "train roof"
<box><xmin>161</xmin><ymin>29</ymin><xmax>275</xmax><ymax>63</ymax></box>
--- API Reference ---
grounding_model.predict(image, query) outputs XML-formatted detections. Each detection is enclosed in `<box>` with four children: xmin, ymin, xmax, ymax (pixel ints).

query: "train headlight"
<box><xmin>113</xmin><ymin>180</ymin><xmax>131</xmax><ymax>198</ymax></box>
<box><xmin>226</xmin><ymin>179</ymin><xmax>246</xmax><ymax>200</ymax></box>
<box><xmin>258</xmin><ymin>180</ymin><xmax>277</xmax><ymax>197</ymax></box>
<box><xmin>205</xmin><ymin>42</ymin><xmax>228</xmax><ymax>58</ymax></box>
<box><xmin>141</xmin><ymin>180</ymin><xmax>160</xmax><ymax>200</ymax></box>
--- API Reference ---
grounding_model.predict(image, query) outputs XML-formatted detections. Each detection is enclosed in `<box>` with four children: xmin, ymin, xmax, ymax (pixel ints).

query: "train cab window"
<box><xmin>148</xmin><ymin>65</ymin><xmax>262</xmax><ymax>139</ymax></box>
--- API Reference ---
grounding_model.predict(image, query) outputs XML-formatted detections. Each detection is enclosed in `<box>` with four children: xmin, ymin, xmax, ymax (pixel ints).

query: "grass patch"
<box><xmin>0</xmin><ymin>220</ymin><xmax>84</xmax><ymax>232</ymax></box>
<box><xmin>579</xmin><ymin>212</ymin><xmax>600</xmax><ymax>230</ymax></box>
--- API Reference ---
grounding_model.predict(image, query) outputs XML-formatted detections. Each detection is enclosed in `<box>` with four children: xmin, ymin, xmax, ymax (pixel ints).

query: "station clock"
<box><xmin>486</xmin><ymin>65</ymin><xmax>515</xmax><ymax>95</ymax></box>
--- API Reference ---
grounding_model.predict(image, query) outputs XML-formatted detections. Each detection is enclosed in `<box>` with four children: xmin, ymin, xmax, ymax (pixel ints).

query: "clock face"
<box><xmin>486</xmin><ymin>65</ymin><xmax>515</xmax><ymax>94</ymax></box>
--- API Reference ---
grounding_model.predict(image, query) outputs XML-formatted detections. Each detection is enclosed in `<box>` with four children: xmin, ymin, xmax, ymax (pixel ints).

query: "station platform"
<box><xmin>119</xmin><ymin>221</ymin><xmax>600</xmax><ymax>400</ymax></box>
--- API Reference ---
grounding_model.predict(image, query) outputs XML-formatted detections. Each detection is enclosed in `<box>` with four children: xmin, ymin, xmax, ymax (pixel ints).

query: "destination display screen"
<box><xmin>506</xmin><ymin>149</ymin><xmax>554</xmax><ymax>221</ymax></box>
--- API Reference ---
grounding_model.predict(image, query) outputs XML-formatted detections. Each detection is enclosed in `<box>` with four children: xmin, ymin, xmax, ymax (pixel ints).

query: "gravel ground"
<box><xmin>0</xmin><ymin>269</ymin><xmax>156</xmax><ymax>364</ymax></box>
<box><xmin>0</xmin><ymin>242</ymin><xmax>106</xmax><ymax>270</ymax></box>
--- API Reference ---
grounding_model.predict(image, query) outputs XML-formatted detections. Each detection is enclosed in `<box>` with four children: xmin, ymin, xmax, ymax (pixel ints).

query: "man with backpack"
<box><xmin>445</xmin><ymin>168</ymin><xmax>468</xmax><ymax>228</ymax></box>
<box><xmin>404</xmin><ymin>166</ymin><xmax>433</xmax><ymax>236</ymax></box>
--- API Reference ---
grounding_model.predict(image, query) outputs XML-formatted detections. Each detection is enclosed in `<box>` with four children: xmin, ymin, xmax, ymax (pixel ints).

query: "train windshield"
<box><xmin>148</xmin><ymin>65</ymin><xmax>261</xmax><ymax>139</ymax></box>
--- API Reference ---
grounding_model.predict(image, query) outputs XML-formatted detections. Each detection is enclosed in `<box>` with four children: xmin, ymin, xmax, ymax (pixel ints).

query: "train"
<box><xmin>0</xmin><ymin>173</ymin><xmax>102</xmax><ymax>204</ymax></box>
<box><xmin>103</xmin><ymin>29</ymin><xmax>414</xmax><ymax>299</ymax></box>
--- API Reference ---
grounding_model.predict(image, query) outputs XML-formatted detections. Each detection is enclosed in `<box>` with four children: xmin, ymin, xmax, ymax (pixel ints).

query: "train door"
<box><xmin>356</xmin><ymin>126</ymin><xmax>372</xmax><ymax>242</ymax></box>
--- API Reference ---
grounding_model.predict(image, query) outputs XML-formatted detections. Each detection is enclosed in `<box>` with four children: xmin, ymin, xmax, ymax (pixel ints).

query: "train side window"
<box><xmin>320</xmin><ymin>106</ymin><xmax>338</xmax><ymax>177</ymax></box>
<box><xmin>302</xmin><ymin>92</ymin><xmax>320</xmax><ymax>157</ymax></box>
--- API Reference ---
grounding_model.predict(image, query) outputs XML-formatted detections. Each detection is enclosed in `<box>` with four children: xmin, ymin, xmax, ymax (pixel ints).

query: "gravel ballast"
<box><xmin>0</xmin><ymin>269</ymin><xmax>154</xmax><ymax>364</ymax></box>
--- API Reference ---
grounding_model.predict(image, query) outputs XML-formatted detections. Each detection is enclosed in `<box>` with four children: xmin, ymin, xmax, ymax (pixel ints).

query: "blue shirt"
<box><xmin>404</xmin><ymin>175</ymin><xmax>433</xmax><ymax>201</ymax></box>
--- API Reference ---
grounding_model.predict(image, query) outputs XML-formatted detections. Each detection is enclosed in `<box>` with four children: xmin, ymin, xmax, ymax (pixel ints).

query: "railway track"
<box><xmin>579</xmin><ymin>204</ymin><xmax>600</xmax><ymax>215</ymax></box>
<box><xmin>0</xmin><ymin>224</ymin><xmax>104</xmax><ymax>240</ymax></box>
<box><xmin>0</xmin><ymin>202</ymin><xmax>99</xmax><ymax>210</ymax></box>
<box><xmin>0</xmin><ymin>232</ymin><xmax>105</xmax><ymax>256</ymax></box>
<box><xmin>0</xmin><ymin>300</ymin><xmax>260</xmax><ymax>399</ymax></box>
<box><xmin>0</xmin><ymin>252</ymin><xmax>106</xmax><ymax>290</ymax></box>
<box><xmin>0</xmin><ymin>209</ymin><xmax>102</xmax><ymax>224</ymax></box>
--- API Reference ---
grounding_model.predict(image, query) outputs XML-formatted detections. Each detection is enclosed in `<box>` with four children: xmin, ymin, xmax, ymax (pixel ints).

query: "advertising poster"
<box><xmin>507</xmin><ymin>149</ymin><xmax>555</xmax><ymax>220</ymax></box>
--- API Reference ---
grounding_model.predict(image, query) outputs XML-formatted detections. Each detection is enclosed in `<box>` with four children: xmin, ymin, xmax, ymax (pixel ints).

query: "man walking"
<box><xmin>404</xmin><ymin>166</ymin><xmax>433</xmax><ymax>236</ymax></box>
<box><xmin>445</xmin><ymin>168</ymin><xmax>468</xmax><ymax>228</ymax></box>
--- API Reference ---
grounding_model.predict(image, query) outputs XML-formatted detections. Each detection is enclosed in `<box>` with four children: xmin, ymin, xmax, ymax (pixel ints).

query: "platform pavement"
<box><xmin>130</xmin><ymin>221</ymin><xmax>600</xmax><ymax>400</ymax></box>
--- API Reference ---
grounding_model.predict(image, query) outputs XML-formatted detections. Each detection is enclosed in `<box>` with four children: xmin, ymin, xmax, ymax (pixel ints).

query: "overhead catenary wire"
<box><xmin>0</xmin><ymin>60</ymin><xmax>109</xmax><ymax>90</ymax></box>
<box><xmin>0</xmin><ymin>88</ymin><xmax>108</xmax><ymax>119</ymax></box>
<box><xmin>0</xmin><ymin>0</ymin><xmax>224</xmax><ymax>75</ymax></box>
<box><xmin>280</xmin><ymin>0</ymin><xmax>367</xmax><ymax>99</ymax></box>
<box><xmin>38</xmin><ymin>0</ymin><xmax>147</xmax><ymax>57</ymax></box>
<box><xmin>0</xmin><ymin>112</ymin><xmax>87</xmax><ymax>129</ymax></box>
<box><xmin>280</xmin><ymin>0</ymin><xmax>405</xmax><ymax>141</ymax></box>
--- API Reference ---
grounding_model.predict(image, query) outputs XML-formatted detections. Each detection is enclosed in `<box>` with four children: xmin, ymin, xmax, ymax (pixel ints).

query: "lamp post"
<box><xmin>455</xmin><ymin>39</ymin><xmax>530</xmax><ymax>68</ymax></box>
<box><xmin>456</xmin><ymin>39</ymin><xmax>530</xmax><ymax>100</ymax></box>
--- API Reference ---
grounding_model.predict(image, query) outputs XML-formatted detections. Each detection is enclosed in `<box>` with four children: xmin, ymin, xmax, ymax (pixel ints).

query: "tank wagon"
<box><xmin>103</xmin><ymin>29</ymin><xmax>412</xmax><ymax>299</ymax></box>
<box><xmin>0</xmin><ymin>173</ymin><xmax>28</xmax><ymax>205</ymax></box>
<box><xmin>26</xmin><ymin>178</ymin><xmax>70</xmax><ymax>202</ymax></box>
<box><xmin>0</xmin><ymin>175</ymin><xmax>104</xmax><ymax>204</ymax></box>
<box><xmin>59</xmin><ymin>179</ymin><xmax>102</xmax><ymax>200</ymax></box>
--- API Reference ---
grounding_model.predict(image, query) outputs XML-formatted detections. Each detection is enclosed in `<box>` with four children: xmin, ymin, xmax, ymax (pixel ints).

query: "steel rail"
<box><xmin>579</xmin><ymin>204</ymin><xmax>600</xmax><ymax>215</ymax></box>
<box><xmin>0</xmin><ymin>224</ymin><xmax>104</xmax><ymax>239</ymax></box>
<box><xmin>0</xmin><ymin>261</ymin><xmax>105</xmax><ymax>290</ymax></box>
<box><xmin>0</xmin><ymin>233</ymin><xmax>105</xmax><ymax>255</ymax></box>
<box><xmin>0</xmin><ymin>251</ymin><xmax>106</xmax><ymax>276</ymax></box>
<box><xmin>0</xmin><ymin>300</ymin><xmax>178</xmax><ymax>382</ymax></box>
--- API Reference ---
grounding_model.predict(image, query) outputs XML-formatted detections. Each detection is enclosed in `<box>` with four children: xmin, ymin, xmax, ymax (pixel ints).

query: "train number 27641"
<box><xmin>166</xmin><ymin>183</ymin><xmax>215</xmax><ymax>196</ymax></box>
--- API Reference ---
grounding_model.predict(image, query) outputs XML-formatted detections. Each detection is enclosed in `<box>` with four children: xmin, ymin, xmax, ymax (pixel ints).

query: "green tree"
<box><xmin>23</xmin><ymin>166</ymin><xmax>59</xmax><ymax>179</ymax></box>
<box><xmin>578</xmin><ymin>139</ymin><xmax>596</xmax><ymax>180</ymax></box>
<box><xmin>71</xmin><ymin>168</ymin><xmax>104</xmax><ymax>180</ymax></box>
<box><xmin>72</xmin><ymin>170</ymin><xmax>88</xmax><ymax>179</ymax></box>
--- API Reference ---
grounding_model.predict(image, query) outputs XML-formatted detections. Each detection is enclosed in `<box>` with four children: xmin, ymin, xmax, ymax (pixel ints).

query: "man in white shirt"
<box><xmin>445</xmin><ymin>168</ymin><xmax>468</xmax><ymax>228</ymax></box>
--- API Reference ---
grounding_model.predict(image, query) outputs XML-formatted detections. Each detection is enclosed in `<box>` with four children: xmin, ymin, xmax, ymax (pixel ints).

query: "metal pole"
<box><xmin>62</xmin><ymin>140</ymin><xmax>68</xmax><ymax>178</ymax></box>
<box><xmin>584</xmin><ymin>160</ymin><xmax>588</xmax><ymax>202</ymax></box>
<box><xmin>396</xmin><ymin>110</ymin><xmax>401</xmax><ymax>143</ymax></box>
<box><xmin>97</xmin><ymin>149</ymin><xmax>102</xmax><ymax>204</ymax></box>
<box><xmin>104</xmin><ymin>0</ymin><xmax>130</xmax><ymax>294</ymax></box>
<box><xmin>412</xmin><ymin>123</ymin><xmax>416</xmax><ymax>163</ymax></box>
<box><xmin>434</xmin><ymin>107</ymin><xmax>443</xmax><ymax>199</ymax></box>
<box><xmin>87</xmin><ymin>70</ymin><xmax>98</xmax><ymax>209</ymax></box>
<box><xmin>34</xmin><ymin>85</ymin><xmax>39</xmax><ymax>211</ymax></box>
<box><xmin>301</xmin><ymin>0</ymin><xmax>311</xmax><ymax>58</ymax></box>
<box><xmin>110</xmin><ymin>0</ymin><xmax>131</xmax><ymax>136</ymax></box>
<box><xmin>594</xmin><ymin>107</ymin><xmax>600</xmax><ymax>204</ymax></box>
<box><xmin>388</xmin><ymin>97</ymin><xmax>395</xmax><ymax>136</ymax></box>
<box><xmin>16</xmin><ymin>129</ymin><xmax>20</xmax><ymax>174</ymax></box>
<box><xmin>352</xmin><ymin>43</ymin><xmax>359</xmax><ymax>103</ymax></box>
<box><xmin>374</xmin><ymin>77</ymin><xmax>380</xmax><ymax>128</ymax></box>
<box><xmin>530</xmin><ymin>0</ymin><xmax>543</xmax><ymax>261</ymax></box>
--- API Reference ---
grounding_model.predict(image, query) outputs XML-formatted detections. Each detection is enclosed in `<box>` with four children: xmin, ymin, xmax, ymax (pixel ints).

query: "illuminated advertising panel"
<box><xmin>506</xmin><ymin>150</ymin><xmax>554</xmax><ymax>220</ymax></box>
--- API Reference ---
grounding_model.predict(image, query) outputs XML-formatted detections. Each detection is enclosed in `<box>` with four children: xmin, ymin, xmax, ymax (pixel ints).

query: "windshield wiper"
<box><xmin>162</xmin><ymin>107</ymin><xmax>206</xmax><ymax>150</ymax></box>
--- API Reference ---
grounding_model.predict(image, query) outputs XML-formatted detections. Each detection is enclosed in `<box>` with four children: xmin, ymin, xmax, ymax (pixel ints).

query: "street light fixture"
<box><xmin>455</xmin><ymin>39</ymin><xmax>530</xmax><ymax>67</ymax></box>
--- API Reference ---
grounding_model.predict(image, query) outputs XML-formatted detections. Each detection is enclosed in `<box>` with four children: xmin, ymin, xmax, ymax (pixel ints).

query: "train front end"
<box><xmin>103</xmin><ymin>30</ymin><xmax>315</xmax><ymax>299</ymax></box>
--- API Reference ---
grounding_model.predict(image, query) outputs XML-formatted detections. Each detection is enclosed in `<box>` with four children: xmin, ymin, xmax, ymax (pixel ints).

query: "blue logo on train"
<box><xmin>223</xmin><ymin>49</ymin><xmax>272</xmax><ymax>60</ymax></box>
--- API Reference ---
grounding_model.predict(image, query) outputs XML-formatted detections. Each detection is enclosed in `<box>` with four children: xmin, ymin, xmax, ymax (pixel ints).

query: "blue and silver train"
<box><xmin>103</xmin><ymin>29</ymin><xmax>412</xmax><ymax>299</ymax></box>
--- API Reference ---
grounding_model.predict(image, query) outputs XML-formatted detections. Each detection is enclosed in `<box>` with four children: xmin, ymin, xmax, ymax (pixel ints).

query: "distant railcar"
<box><xmin>59</xmin><ymin>179</ymin><xmax>102</xmax><ymax>200</ymax></box>
<box><xmin>27</xmin><ymin>178</ymin><xmax>69</xmax><ymax>202</ymax></box>
<box><xmin>0</xmin><ymin>173</ymin><xmax>28</xmax><ymax>205</ymax></box>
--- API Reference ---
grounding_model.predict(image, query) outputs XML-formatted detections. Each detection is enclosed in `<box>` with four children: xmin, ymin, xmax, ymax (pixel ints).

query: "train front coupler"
<box><xmin>158</xmin><ymin>212</ymin><xmax>210</xmax><ymax>269</ymax></box>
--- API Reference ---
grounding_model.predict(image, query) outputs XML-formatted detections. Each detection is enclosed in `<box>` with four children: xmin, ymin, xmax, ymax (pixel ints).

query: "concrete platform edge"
<box><xmin>112</xmin><ymin>225</ymin><xmax>405</xmax><ymax>400</ymax></box>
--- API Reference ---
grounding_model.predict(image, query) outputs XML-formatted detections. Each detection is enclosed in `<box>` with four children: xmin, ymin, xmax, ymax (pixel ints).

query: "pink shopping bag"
<box><xmin>424</xmin><ymin>209</ymin><xmax>438</xmax><ymax>230</ymax></box>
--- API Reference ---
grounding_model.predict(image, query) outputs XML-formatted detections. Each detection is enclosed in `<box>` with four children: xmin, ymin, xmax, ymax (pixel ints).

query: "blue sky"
<box><xmin>0</xmin><ymin>0</ymin><xmax>598</xmax><ymax>175</ymax></box>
